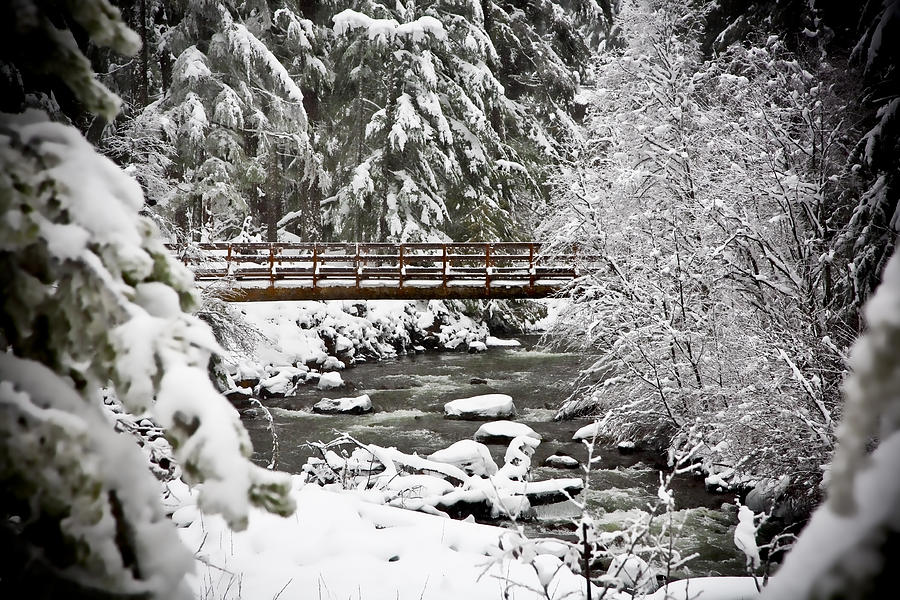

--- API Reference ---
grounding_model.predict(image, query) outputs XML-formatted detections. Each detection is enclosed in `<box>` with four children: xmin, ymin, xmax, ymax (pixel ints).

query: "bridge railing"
<box><xmin>168</xmin><ymin>242</ymin><xmax>582</xmax><ymax>294</ymax></box>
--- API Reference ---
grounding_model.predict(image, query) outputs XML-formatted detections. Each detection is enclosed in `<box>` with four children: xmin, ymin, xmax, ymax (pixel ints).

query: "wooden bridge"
<box><xmin>170</xmin><ymin>242</ymin><xmax>582</xmax><ymax>301</ymax></box>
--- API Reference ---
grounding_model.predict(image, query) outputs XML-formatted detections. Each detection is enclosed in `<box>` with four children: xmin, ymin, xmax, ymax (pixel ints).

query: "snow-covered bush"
<box><xmin>542</xmin><ymin>0</ymin><xmax>849</xmax><ymax>510</ymax></box>
<box><xmin>0</xmin><ymin>1</ymin><xmax>292</xmax><ymax>595</ymax></box>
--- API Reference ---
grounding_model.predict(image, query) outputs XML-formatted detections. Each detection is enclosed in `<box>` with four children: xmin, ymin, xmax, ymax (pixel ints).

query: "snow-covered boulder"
<box><xmin>258</xmin><ymin>365</ymin><xmax>307</xmax><ymax>398</ymax></box>
<box><xmin>428</xmin><ymin>440</ymin><xmax>498</xmax><ymax>477</ymax></box>
<box><xmin>320</xmin><ymin>355</ymin><xmax>345</xmax><ymax>371</ymax></box>
<box><xmin>544</xmin><ymin>454</ymin><xmax>580</xmax><ymax>469</ymax></box>
<box><xmin>617</xmin><ymin>440</ymin><xmax>637</xmax><ymax>453</ymax></box>
<box><xmin>444</xmin><ymin>394</ymin><xmax>515</xmax><ymax>420</ymax></box>
<box><xmin>474</xmin><ymin>421</ymin><xmax>541</xmax><ymax>444</ymax></box>
<box><xmin>573</xmin><ymin>421</ymin><xmax>603</xmax><ymax>441</ymax></box>
<box><xmin>485</xmin><ymin>336</ymin><xmax>521</xmax><ymax>348</ymax></box>
<box><xmin>312</xmin><ymin>394</ymin><xmax>372</xmax><ymax>415</ymax></box>
<box><xmin>317</xmin><ymin>371</ymin><xmax>344</xmax><ymax>390</ymax></box>
<box><xmin>467</xmin><ymin>341</ymin><xmax>487</xmax><ymax>353</ymax></box>
<box><xmin>607</xmin><ymin>554</ymin><xmax>658</xmax><ymax>594</ymax></box>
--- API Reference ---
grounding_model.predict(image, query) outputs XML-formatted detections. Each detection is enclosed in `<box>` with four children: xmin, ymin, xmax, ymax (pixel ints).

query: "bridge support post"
<box><xmin>312</xmin><ymin>244</ymin><xmax>318</xmax><ymax>289</ymax></box>
<box><xmin>398</xmin><ymin>245</ymin><xmax>404</xmax><ymax>289</ymax></box>
<box><xmin>485</xmin><ymin>243</ymin><xmax>491</xmax><ymax>295</ymax></box>
<box><xmin>268</xmin><ymin>243</ymin><xmax>275</xmax><ymax>287</ymax></box>
<box><xmin>529</xmin><ymin>243</ymin><xmax>535</xmax><ymax>293</ymax></box>
<box><xmin>442</xmin><ymin>245</ymin><xmax>447</xmax><ymax>290</ymax></box>
<box><xmin>355</xmin><ymin>243</ymin><xmax>360</xmax><ymax>290</ymax></box>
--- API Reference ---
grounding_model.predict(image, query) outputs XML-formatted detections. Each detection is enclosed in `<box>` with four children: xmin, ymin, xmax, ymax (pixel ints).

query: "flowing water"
<box><xmin>242</xmin><ymin>336</ymin><xmax>748</xmax><ymax>578</ymax></box>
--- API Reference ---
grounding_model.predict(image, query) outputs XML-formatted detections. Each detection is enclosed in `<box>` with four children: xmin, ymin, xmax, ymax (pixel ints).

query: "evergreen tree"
<box><xmin>132</xmin><ymin>0</ymin><xmax>321</xmax><ymax>241</ymax></box>
<box><xmin>0</xmin><ymin>1</ymin><xmax>293</xmax><ymax>595</ymax></box>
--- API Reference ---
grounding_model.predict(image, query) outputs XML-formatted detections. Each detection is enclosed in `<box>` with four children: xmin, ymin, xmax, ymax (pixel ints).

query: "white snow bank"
<box><xmin>649</xmin><ymin>576</ymin><xmax>761</xmax><ymax>599</ymax></box>
<box><xmin>316</xmin><ymin>371</ymin><xmax>343</xmax><ymax>390</ymax></box>
<box><xmin>428</xmin><ymin>440</ymin><xmax>498</xmax><ymax>476</ymax></box>
<box><xmin>445</xmin><ymin>394</ymin><xmax>515</xmax><ymax>419</ymax></box>
<box><xmin>177</xmin><ymin>481</ymin><xmax>595</xmax><ymax>600</ymax></box>
<box><xmin>485</xmin><ymin>336</ymin><xmax>521</xmax><ymax>347</ymax></box>
<box><xmin>474</xmin><ymin>420</ymin><xmax>541</xmax><ymax>443</ymax></box>
<box><xmin>312</xmin><ymin>394</ymin><xmax>372</xmax><ymax>414</ymax></box>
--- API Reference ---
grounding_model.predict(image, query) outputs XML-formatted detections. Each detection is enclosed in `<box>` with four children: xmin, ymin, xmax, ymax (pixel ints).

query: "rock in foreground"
<box><xmin>313</xmin><ymin>394</ymin><xmax>372</xmax><ymax>415</ymax></box>
<box><xmin>444</xmin><ymin>394</ymin><xmax>515</xmax><ymax>420</ymax></box>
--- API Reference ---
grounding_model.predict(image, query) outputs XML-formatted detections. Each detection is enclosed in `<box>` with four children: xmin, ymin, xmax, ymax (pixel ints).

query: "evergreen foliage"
<box><xmin>0</xmin><ymin>1</ymin><xmax>293</xmax><ymax>596</ymax></box>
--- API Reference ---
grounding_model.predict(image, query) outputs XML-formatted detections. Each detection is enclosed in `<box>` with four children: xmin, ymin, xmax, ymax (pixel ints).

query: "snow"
<box><xmin>485</xmin><ymin>336</ymin><xmax>521</xmax><ymax>347</ymax></box>
<box><xmin>444</xmin><ymin>394</ymin><xmax>516</xmax><ymax>419</ymax></box>
<box><xmin>474</xmin><ymin>420</ymin><xmax>541</xmax><ymax>443</ymax></box>
<box><xmin>649</xmin><ymin>577</ymin><xmax>761</xmax><ymax>599</ymax></box>
<box><xmin>607</xmin><ymin>553</ymin><xmax>657</xmax><ymax>594</ymax></box>
<box><xmin>573</xmin><ymin>420</ymin><xmax>603</xmax><ymax>441</ymax></box>
<box><xmin>176</xmin><ymin>482</ymin><xmax>595</xmax><ymax>600</ymax></box>
<box><xmin>333</xmin><ymin>10</ymin><xmax>447</xmax><ymax>44</ymax></box>
<box><xmin>467</xmin><ymin>340</ymin><xmax>487</xmax><ymax>352</ymax></box>
<box><xmin>316</xmin><ymin>371</ymin><xmax>344</xmax><ymax>390</ymax></box>
<box><xmin>733</xmin><ymin>506</ymin><xmax>761</xmax><ymax>569</ymax></box>
<box><xmin>312</xmin><ymin>394</ymin><xmax>372</xmax><ymax>414</ymax></box>
<box><xmin>428</xmin><ymin>440</ymin><xmax>499</xmax><ymax>477</ymax></box>
<box><xmin>544</xmin><ymin>454</ymin><xmax>580</xmax><ymax>469</ymax></box>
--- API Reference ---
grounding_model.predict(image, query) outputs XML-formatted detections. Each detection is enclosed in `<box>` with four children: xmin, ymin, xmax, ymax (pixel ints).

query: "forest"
<box><xmin>1</xmin><ymin>0</ymin><xmax>899</xmax><ymax>599</ymax></box>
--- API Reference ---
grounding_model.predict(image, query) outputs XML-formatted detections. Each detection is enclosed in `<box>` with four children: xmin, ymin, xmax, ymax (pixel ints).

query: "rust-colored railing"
<box><xmin>168</xmin><ymin>242</ymin><xmax>582</xmax><ymax>301</ymax></box>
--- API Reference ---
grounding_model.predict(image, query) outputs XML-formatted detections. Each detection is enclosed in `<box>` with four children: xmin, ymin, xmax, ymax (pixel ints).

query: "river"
<box><xmin>242</xmin><ymin>336</ymin><xmax>750</xmax><ymax>579</ymax></box>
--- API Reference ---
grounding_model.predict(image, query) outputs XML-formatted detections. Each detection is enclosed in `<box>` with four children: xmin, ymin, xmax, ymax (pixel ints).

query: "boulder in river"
<box><xmin>467</xmin><ymin>341</ymin><xmax>487</xmax><ymax>353</ymax></box>
<box><xmin>544</xmin><ymin>454</ymin><xmax>580</xmax><ymax>469</ymax></box>
<box><xmin>469</xmin><ymin>377</ymin><xmax>488</xmax><ymax>385</ymax></box>
<box><xmin>474</xmin><ymin>421</ymin><xmax>541</xmax><ymax>444</ymax></box>
<box><xmin>316</xmin><ymin>371</ymin><xmax>344</xmax><ymax>390</ymax></box>
<box><xmin>485</xmin><ymin>336</ymin><xmax>521</xmax><ymax>348</ymax></box>
<box><xmin>444</xmin><ymin>393</ymin><xmax>515</xmax><ymax>419</ymax></box>
<box><xmin>312</xmin><ymin>394</ymin><xmax>372</xmax><ymax>415</ymax></box>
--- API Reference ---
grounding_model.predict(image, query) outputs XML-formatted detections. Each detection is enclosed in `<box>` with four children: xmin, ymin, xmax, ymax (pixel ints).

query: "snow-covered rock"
<box><xmin>617</xmin><ymin>440</ymin><xmax>636</xmax><ymax>453</ymax></box>
<box><xmin>485</xmin><ymin>336</ymin><xmax>521</xmax><ymax>348</ymax></box>
<box><xmin>428</xmin><ymin>440</ymin><xmax>498</xmax><ymax>477</ymax></box>
<box><xmin>320</xmin><ymin>355</ymin><xmax>345</xmax><ymax>370</ymax></box>
<box><xmin>312</xmin><ymin>394</ymin><xmax>372</xmax><ymax>415</ymax></box>
<box><xmin>467</xmin><ymin>340</ymin><xmax>487</xmax><ymax>353</ymax></box>
<box><xmin>473</xmin><ymin>420</ymin><xmax>541</xmax><ymax>444</ymax></box>
<box><xmin>607</xmin><ymin>553</ymin><xmax>658</xmax><ymax>594</ymax></box>
<box><xmin>444</xmin><ymin>394</ymin><xmax>515</xmax><ymax>420</ymax></box>
<box><xmin>317</xmin><ymin>371</ymin><xmax>344</xmax><ymax>390</ymax></box>
<box><xmin>258</xmin><ymin>365</ymin><xmax>307</xmax><ymax>398</ymax></box>
<box><xmin>544</xmin><ymin>454</ymin><xmax>580</xmax><ymax>469</ymax></box>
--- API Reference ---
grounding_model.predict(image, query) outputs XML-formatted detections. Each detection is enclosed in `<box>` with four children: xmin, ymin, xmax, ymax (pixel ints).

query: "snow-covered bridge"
<box><xmin>170</xmin><ymin>242</ymin><xmax>581</xmax><ymax>301</ymax></box>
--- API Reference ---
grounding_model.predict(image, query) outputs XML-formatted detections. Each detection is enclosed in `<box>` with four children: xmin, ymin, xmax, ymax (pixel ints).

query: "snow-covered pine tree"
<box><xmin>133</xmin><ymin>0</ymin><xmax>321</xmax><ymax>241</ymax></box>
<box><xmin>322</xmin><ymin>0</ymin><xmax>553</xmax><ymax>242</ymax></box>
<box><xmin>0</xmin><ymin>1</ymin><xmax>293</xmax><ymax>596</ymax></box>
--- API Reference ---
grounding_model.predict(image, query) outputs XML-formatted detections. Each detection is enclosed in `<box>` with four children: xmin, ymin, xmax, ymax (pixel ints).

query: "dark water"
<box><xmin>243</xmin><ymin>336</ymin><xmax>748</xmax><ymax>578</ymax></box>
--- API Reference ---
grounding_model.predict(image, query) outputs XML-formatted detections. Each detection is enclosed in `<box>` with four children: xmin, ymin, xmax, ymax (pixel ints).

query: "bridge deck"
<box><xmin>172</xmin><ymin>242</ymin><xmax>580</xmax><ymax>301</ymax></box>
